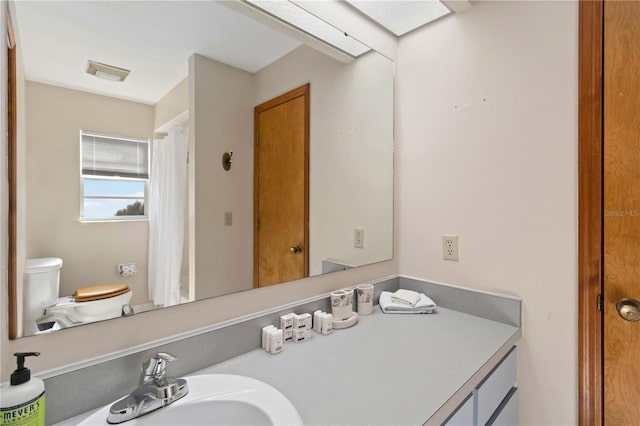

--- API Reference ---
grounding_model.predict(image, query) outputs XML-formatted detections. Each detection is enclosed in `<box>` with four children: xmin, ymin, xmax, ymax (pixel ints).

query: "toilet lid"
<box><xmin>74</xmin><ymin>284</ymin><xmax>130</xmax><ymax>302</ymax></box>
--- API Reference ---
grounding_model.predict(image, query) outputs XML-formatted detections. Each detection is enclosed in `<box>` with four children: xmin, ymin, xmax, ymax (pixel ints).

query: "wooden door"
<box><xmin>603</xmin><ymin>1</ymin><xmax>640</xmax><ymax>423</ymax></box>
<box><xmin>253</xmin><ymin>84</ymin><xmax>309</xmax><ymax>288</ymax></box>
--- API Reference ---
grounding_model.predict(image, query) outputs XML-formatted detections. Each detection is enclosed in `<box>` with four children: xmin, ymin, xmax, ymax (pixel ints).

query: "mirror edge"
<box><xmin>7</xmin><ymin>3</ymin><xmax>18</xmax><ymax>340</ymax></box>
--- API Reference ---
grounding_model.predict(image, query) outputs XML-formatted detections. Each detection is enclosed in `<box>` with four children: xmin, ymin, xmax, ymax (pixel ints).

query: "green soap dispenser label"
<box><xmin>1</xmin><ymin>391</ymin><xmax>45</xmax><ymax>426</ymax></box>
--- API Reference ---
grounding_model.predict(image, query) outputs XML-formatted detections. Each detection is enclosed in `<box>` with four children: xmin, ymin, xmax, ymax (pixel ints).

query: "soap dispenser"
<box><xmin>0</xmin><ymin>352</ymin><xmax>45</xmax><ymax>426</ymax></box>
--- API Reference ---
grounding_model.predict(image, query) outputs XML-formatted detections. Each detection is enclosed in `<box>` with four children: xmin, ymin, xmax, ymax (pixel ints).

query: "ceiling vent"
<box><xmin>86</xmin><ymin>60</ymin><xmax>130</xmax><ymax>82</ymax></box>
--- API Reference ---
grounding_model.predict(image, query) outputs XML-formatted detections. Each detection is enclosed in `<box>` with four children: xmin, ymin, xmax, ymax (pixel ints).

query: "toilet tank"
<box><xmin>26</xmin><ymin>257</ymin><xmax>63</xmax><ymax>308</ymax></box>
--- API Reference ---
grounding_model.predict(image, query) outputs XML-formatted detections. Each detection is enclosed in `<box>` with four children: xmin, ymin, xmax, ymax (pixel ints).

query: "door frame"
<box><xmin>253</xmin><ymin>84</ymin><xmax>310</xmax><ymax>288</ymax></box>
<box><xmin>578</xmin><ymin>0</ymin><xmax>603</xmax><ymax>424</ymax></box>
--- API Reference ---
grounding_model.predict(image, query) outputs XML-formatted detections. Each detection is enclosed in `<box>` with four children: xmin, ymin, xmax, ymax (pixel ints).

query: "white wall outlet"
<box><xmin>117</xmin><ymin>263</ymin><xmax>138</xmax><ymax>277</ymax></box>
<box><xmin>442</xmin><ymin>235</ymin><xmax>459</xmax><ymax>261</ymax></box>
<box><xmin>354</xmin><ymin>228</ymin><xmax>364</xmax><ymax>249</ymax></box>
<box><xmin>224</xmin><ymin>211</ymin><xmax>232</xmax><ymax>227</ymax></box>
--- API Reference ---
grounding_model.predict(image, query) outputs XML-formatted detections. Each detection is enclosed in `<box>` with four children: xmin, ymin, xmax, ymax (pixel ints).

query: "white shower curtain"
<box><xmin>148</xmin><ymin>127</ymin><xmax>188</xmax><ymax>307</ymax></box>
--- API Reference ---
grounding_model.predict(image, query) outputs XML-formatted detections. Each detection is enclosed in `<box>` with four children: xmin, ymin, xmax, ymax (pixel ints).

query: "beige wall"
<box><xmin>188</xmin><ymin>45</ymin><xmax>394</xmax><ymax>293</ymax></box>
<box><xmin>396</xmin><ymin>1</ymin><xmax>578</xmax><ymax>424</ymax></box>
<box><xmin>189</xmin><ymin>54</ymin><xmax>255</xmax><ymax>299</ymax></box>
<box><xmin>254</xmin><ymin>45</ymin><xmax>394</xmax><ymax>276</ymax></box>
<box><xmin>25</xmin><ymin>82</ymin><xmax>153</xmax><ymax>307</ymax></box>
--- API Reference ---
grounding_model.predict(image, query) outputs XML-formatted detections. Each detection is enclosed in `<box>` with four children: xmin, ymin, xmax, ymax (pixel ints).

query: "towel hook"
<box><xmin>222</xmin><ymin>151</ymin><xmax>233</xmax><ymax>171</ymax></box>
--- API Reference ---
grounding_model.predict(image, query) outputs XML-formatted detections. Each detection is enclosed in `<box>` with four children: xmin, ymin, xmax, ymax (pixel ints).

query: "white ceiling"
<box><xmin>12</xmin><ymin>1</ymin><xmax>302</xmax><ymax>104</ymax></box>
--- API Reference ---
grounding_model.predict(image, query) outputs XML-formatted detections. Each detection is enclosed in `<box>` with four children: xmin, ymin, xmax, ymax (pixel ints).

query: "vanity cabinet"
<box><xmin>445</xmin><ymin>394</ymin><xmax>475</xmax><ymax>425</ymax></box>
<box><xmin>445</xmin><ymin>347</ymin><xmax>517</xmax><ymax>426</ymax></box>
<box><xmin>486</xmin><ymin>387</ymin><xmax>517</xmax><ymax>426</ymax></box>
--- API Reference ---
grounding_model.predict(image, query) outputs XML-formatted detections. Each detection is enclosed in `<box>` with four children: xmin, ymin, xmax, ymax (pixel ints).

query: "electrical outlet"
<box><xmin>224</xmin><ymin>211</ymin><xmax>232</xmax><ymax>227</ymax></box>
<box><xmin>354</xmin><ymin>228</ymin><xmax>364</xmax><ymax>249</ymax></box>
<box><xmin>442</xmin><ymin>235</ymin><xmax>459</xmax><ymax>261</ymax></box>
<box><xmin>117</xmin><ymin>263</ymin><xmax>138</xmax><ymax>277</ymax></box>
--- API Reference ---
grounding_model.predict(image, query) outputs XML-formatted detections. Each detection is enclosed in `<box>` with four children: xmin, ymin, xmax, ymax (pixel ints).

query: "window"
<box><xmin>80</xmin><ymin>131</ymin><xmax>149</xmax><ymax>221</ymax></box>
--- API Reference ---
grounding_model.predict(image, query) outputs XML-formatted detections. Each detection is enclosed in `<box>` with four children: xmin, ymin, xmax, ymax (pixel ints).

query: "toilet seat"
<box><xmin>74</xmin><ymin>284</ymin><xmax>130</xmax><ymax>302</ymax></box>
<box><xmin>25</xmin><ymin>257</ymin><xmax>136</xmax><ymax>334</ymax></box>
<box><xmin>37</xmin><ymin>289</ymin><xmax>133</xmax><ymax>330</ymax></box>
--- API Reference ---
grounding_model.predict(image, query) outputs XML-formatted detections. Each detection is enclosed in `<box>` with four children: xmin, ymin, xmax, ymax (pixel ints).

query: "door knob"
<box><xmin>616</xmin><ymin>298</ymin><xmax>640</xmax><ymax>322</ymax></box>
<box><xmin>290</xmin><ymin>245</ymin><xmax>302</xmax><ymax>254</ymax></box>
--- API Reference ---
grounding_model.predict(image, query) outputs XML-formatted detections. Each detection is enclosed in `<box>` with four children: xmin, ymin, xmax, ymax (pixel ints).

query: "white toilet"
<box><xmin>24</xmin><ymin>258</ymin><xmax>133</xmax><ymax>335</ymax></box>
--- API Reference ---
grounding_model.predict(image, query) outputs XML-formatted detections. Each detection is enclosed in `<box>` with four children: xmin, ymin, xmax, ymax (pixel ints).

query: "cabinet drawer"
<box><xmin>475</xmin><ymin>347</ymin><xmax>517</xmax><ymax>425</ymax></box>
<box><xmin>444</xmin><ymin>394</ymin><xmax>474</xmax><ymax>426</ymax></box>
<box><xmin>487</xmin><ymin>387</ymin><xmax>517</xmax><ymax>426</ymax></box>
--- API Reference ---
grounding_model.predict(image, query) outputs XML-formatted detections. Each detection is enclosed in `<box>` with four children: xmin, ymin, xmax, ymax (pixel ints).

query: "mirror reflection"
<box><xmin>9</xmin><ymin>0</ymin><xmax>394</xmax><ymax>338</ymax></box>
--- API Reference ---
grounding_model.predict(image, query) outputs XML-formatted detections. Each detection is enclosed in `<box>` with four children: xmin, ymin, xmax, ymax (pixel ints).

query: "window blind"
<box><xmin>81</xmin><ymin>132</ymin><xmax>149</xmax><ymax>179</ymax></box>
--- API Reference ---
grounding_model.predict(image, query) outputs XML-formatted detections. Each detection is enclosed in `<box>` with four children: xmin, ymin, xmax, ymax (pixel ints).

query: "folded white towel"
<box><xmin>390</xmin><ymin>289</ymin><xmax>421</xmax><ymax>306</ymax></box>
<box><xmin>379</xmin><ymin>291</ymin><xmax>437</xmax><ymax>314</ymax></box>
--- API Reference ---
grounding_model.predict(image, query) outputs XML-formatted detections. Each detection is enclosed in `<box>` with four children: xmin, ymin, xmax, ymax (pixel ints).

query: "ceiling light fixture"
<box><xmin>346</xmin><ymin>0</ymin><xmax>451</xmax><ymax>37</ymax></box>
<box><xmin>86</xmin><ymin>60</ymin><xmax>130</xmax><ymax>82</ymax></box>
<box><xmin>246</xmin><ymin>0</ymin><xmax>370</xmax><ymax>58</ymax></box>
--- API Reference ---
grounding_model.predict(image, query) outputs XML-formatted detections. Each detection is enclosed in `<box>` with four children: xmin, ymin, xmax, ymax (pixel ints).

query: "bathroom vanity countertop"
<box><xmin>55</xmin><ymin>303</ymin><xmax>520</xmax><ymax>426</ymax></box>
<box><xmin>195</xmin><ymin>306</ymin><xmax>520</xmax><ymax>425</ymax></box>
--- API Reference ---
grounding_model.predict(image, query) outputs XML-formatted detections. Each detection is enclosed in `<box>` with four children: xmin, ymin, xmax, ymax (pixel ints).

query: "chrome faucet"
<box><xmin>107</xmin><ymin>353</ymin><xmax>189</xmax><ymax>424</ymax></box>
<box><xmin>140</xmin><ymin>352</ymin><xmax>176</xmax><ymax>384</ymax></box>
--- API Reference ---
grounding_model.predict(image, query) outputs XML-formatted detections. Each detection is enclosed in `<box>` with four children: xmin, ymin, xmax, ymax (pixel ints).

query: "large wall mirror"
<box><xmin>7</xmin><ymin>0</ymin><xmax>394</xmax><ymax>338</ymax></box>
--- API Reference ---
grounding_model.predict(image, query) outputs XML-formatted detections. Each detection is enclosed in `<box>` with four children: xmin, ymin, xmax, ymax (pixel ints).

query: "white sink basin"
<box><xmin>78</xmin><ymin>374</ymin><xmax>303</xmax><ymax>425</ymax></box>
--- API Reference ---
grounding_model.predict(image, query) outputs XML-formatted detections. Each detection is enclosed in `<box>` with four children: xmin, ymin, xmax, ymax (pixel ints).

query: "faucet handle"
<box><xmin>141</xmin><ymin>352</ymin><xmax>177</xmax><ymax>384</ymax></box>
<box><xmin>156</xmin><ymin>352</ymin><xmax>177</xmax><ymax>362</ymax></box>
